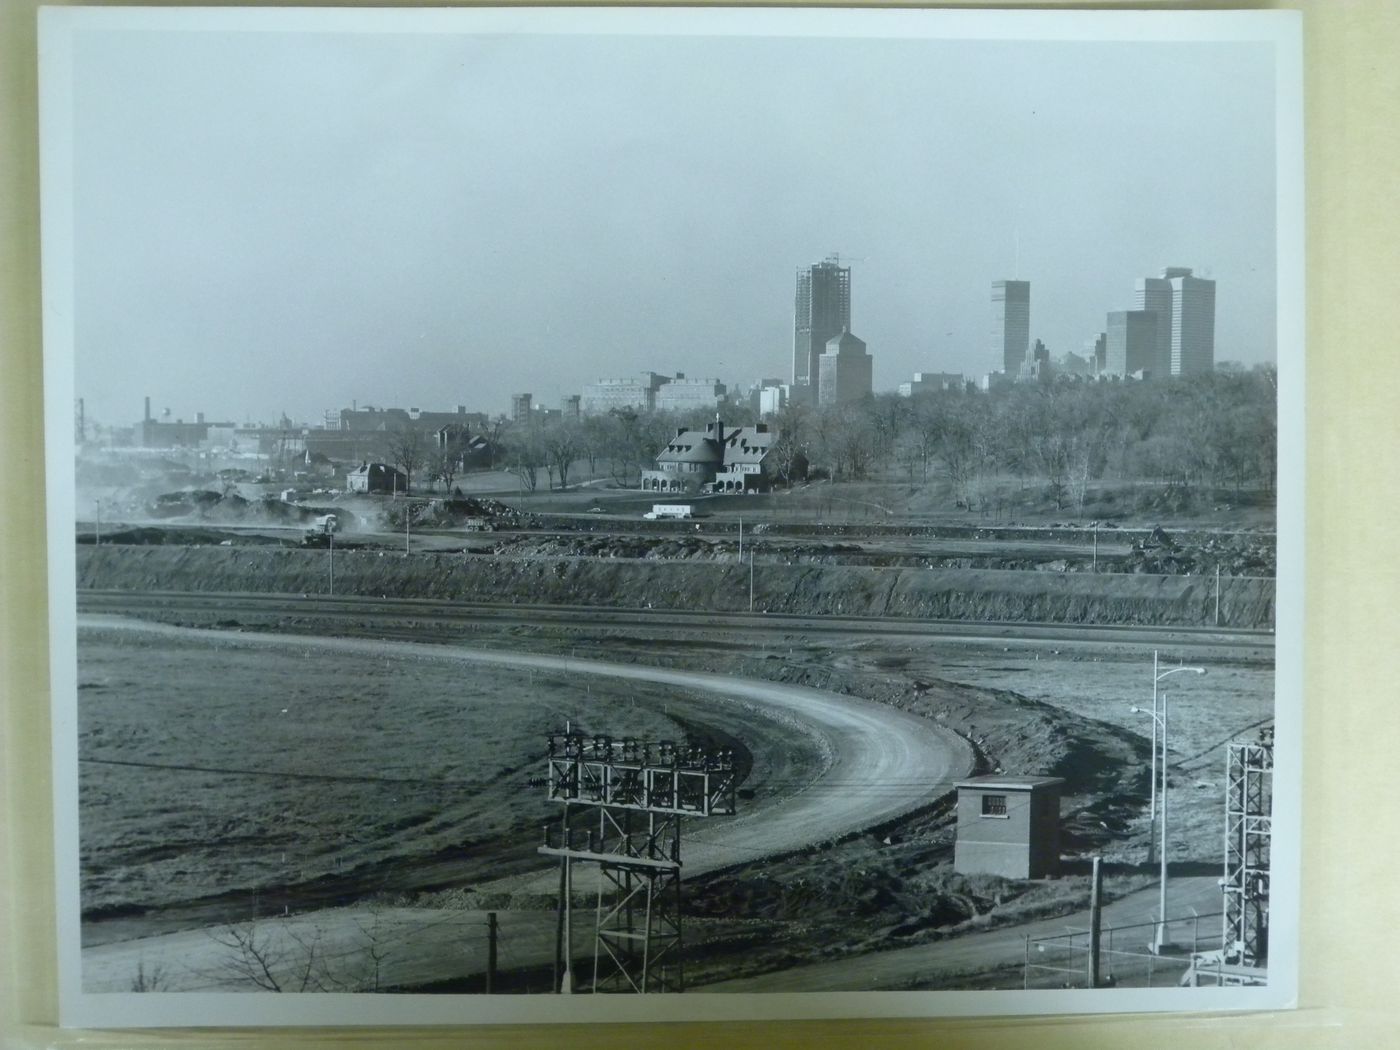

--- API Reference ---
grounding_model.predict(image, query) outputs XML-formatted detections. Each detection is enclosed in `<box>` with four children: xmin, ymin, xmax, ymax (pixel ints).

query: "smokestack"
<box><xmin>144</xmin><ymin>396</ymin><xmax>151</xmax><ymax>422</ymax></box>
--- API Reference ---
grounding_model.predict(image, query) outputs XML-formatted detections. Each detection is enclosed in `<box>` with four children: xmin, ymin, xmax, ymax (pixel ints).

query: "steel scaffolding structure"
<box><xmin>1187</xmin><ymin>731</ymin><xmax>1271</xmax><ymax>987</ymax></box>
<box><xmin>1223</xmin><ymin>735</ymin><xmax>1272</xmax><ymax>969</ymax></box>
<box><xmin>539</xmin><ymin>732</ymin><xmax>737</xmax><ymax>993</ymax></box>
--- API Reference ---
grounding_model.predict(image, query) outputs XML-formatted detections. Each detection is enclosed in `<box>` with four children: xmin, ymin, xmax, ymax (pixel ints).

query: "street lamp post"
<box><xmin>1132</xmin><ymin>652</ymin><xmax>1205</xmax><ymax>950</ymax></box>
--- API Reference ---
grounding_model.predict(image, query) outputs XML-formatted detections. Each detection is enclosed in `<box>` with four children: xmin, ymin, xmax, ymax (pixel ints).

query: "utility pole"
<box><xmin>1215</xmin><ymin>565</ymin><xmax>1221</xmax><ymax>626</ymax></box>
<box><xmin>328</xmin><ymin>529</ymin><xmax>334</xmax><ymax>597</ymax></box>
<box><xmin>738</xmin><ymin>516</ymin><xmax>743</xmax><ymax>563</ymax></box>
<box><xmin>1088</xmin><ymin>856</ymin><xmax>1103</xmax><ymax>987</ymax></box>
<box><xmin>486</xmin><ymin>911</ymin><xmax>498</xmax><ymax>994</ymax></box>
<box><xmin>749</xmin><ymin>549</ymin><xmax>755</xmax><ymax>613</ymax></box>
<box><xmin>1157</xmin><ymin>691</ymin><xmax>1170</xmax><ymax>951</ymax></box>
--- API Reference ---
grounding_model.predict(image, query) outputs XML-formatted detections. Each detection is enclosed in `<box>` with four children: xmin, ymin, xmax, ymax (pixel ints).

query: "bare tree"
<box><xmin>129</xmin><ymin>959</ymin><xmax>167</xmax><ymax>992</ymax></box>
<box><xmin>502</xmin><ymin>425</ymin><xmax>545</xmax><ymax>493</ymax></box>
<box><xmin>381</xmin><ymin>427</ymin><xmax>427</xmax><ymax>494</ymax></box>
<box><xmin>542</xmin><ymin>420</ymin><xmax>585</xmax><ymax>490</ymax></box>
<box><xmin>207</xmin><ymin>922</ymin><xmax>328</xmax><ymax>993</ymax></box>
<box><xmin>427</xmin><ymin>446</ymin><xmax>460</xmax><ymax>494</ymax></box>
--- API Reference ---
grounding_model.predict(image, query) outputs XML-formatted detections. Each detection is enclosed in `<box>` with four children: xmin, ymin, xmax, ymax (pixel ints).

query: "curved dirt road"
<box><xmin>78</xmin><ymin>617</ymin><xmax>972</xmax><ymax>991</ymax></box>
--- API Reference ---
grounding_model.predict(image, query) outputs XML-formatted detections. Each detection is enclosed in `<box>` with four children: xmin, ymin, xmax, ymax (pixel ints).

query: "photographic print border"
<box><xmin>36</xmin><ymin>4</ymin><xmax>1304</xmax><ymax>1030</ymax></box>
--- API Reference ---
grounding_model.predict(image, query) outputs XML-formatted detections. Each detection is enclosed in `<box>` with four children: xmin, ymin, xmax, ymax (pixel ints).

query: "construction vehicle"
<box><xmin>300</xmin><ymin>513</ymin><xmax>339</xmax><ymax>547</ymax></box>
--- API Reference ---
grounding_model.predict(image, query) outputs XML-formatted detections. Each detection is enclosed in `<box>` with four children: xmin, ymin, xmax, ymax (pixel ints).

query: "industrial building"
<box><xmin>794</xmin><ymin>256</ymin><xmax>852</xmax><ymax>405</ymax></box>
<box><xmin>953</xmin><ymin>775</ymin><xmax>1064</xmax><ymax>880</ymax></box>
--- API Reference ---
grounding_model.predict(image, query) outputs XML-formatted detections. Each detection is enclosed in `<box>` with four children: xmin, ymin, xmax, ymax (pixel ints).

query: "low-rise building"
<box><xmin>898</xmin><ymin>371</ymin><xmax>964</xmax><ymax>397</ymax></box>
<box><xmin>641</xmin><ymin>419</ymin><xmax>802</xmax><ymax>495</ymax></box>
<box><xmin>655</xmin><ymin>374</ymin><xmax>727</xmax><ymax>414</ymax></box>
<box><xmin>345</xmin><ymin>461</ymin><xmax>408</xmax><ymax>495</ymax></box>
<box><xmin>583</xmin><ymin>372</ymin><xmax>669</xmax><ymax>414</ymax></box>
<box><xmin>953</xmin><ymin>775</ymin><xmax>1064</xmax><ymax>880</ymax></box>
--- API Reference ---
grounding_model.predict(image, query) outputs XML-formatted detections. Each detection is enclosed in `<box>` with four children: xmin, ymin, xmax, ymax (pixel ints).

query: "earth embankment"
<box><xmin>76</xmin><ymin>545</ymin><xmax>1274</xmax><ymax>627</ymax></box>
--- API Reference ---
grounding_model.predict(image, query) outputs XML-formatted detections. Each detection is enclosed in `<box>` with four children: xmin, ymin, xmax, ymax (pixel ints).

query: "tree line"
<box><xmin>375</xmin><ymin>370</ymin><xmax>1276</xmax><ymax>509</ymax></box>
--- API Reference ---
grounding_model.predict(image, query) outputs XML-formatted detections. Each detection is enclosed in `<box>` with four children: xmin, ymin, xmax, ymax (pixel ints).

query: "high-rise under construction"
<box><xmin>793</xmin><ymin>255</ymin><xmax>851</xmax><ymax>404</ymax></box>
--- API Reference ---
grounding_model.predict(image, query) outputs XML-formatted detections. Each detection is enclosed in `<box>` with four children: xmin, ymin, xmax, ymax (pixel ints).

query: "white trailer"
<box><xmin>644</xmin><ymin>504</ymin><xmax>694</xmax><ymax>520</ymax></box>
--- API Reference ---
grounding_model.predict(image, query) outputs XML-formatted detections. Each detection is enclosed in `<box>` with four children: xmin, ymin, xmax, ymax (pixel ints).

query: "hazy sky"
<box><xmin>68</xmin><ymin>23</ymin><xmax>1279</xmax><ymax>426</ymax></box>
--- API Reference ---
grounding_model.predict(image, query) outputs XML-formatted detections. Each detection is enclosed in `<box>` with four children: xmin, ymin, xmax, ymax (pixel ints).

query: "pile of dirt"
<box><xmin>1126</xmin><ymin>528</ymin><xmax>1276</xmax><ymax>576</ymax></box>
<box><xmin>146</xmin><ymin>489</ymin><xmax>348</xmax><ymax>528</ymax></box>
<box><xmin>147</xmin><ymin>489</ymin><xmax>244</xmax><ymax>519</ymax></box>
<box><xmin>384</xmin><ymin>497</ymin><xmax>536</xmax><ymax>531</ymax></box>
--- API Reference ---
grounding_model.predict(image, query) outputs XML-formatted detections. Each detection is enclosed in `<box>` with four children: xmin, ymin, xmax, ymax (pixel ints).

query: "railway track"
<box><xmin>77</xmin><ymin>589</ymin><xmax>1274</xmax><ymax>654</ymax></box>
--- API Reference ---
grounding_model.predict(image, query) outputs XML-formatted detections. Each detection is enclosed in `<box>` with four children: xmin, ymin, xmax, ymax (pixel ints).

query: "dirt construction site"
<box><xmin>71</xmin><ymin>475</ymin><xmax>1275</xmax><ymax>994</ymax></box>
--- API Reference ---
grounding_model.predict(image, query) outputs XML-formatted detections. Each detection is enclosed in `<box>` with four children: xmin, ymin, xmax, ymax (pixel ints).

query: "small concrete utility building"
<box><xmin>953</xmin><ymin>775</ymin><xmax>1064</xmax><ymax>880</ymax></box>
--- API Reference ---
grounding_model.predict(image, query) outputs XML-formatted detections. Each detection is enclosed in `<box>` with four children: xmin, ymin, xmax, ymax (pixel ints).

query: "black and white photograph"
<box><xmin>40</xmin><ymin>6</ymin><xmax>1303</xmax><ymax>1027</ymax></box>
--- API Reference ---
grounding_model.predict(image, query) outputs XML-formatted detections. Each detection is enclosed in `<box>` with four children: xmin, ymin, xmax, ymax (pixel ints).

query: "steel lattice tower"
<box><xmin>1223</xmin><ymin>734</ymin><xmax>1272</xmax><ymax>974</ymax></box>
<box><xmin>539</xmin><ymin>732</ymin><xmax>737</xmax><ymax>993</ymax></box>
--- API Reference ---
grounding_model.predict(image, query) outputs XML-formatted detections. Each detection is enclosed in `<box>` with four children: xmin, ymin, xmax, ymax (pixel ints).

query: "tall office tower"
<box><xmin>817</xmin><ymin>328</ymin><xmax>873</xmax><ymax>406</ymax></box>
<box><xmin>1106</xmin><ymin>311</ymin><xmax>1159</xmax><ymax>377</ymax></box>
<box><xmin>1134</xmin><ymin>276</ymin><xmax>1175</xmax><ymax>378</ymax></box>
<box><xmin>1134</xmin><ymin>267</ymin><xmax>1217</xmax><ymax>376</ymax></box>
<box><xmin>510</xmin><ymin>393</ymin><xmax>533</xmax><ymax>424</ymax></box>
<box><xmin>1168</xmin><ymin>269</ymin><xmax>1217</xmax><ymax>375</ymax></box>
<box><xmin>794</xmin><ymin>256</ymin><xmax>852</xmax><ymax>404</ymax></box>
<box><xmin>991</xmin><ymin>280</ymin><xmax>1031</xmax><ymax>375</ymax></box>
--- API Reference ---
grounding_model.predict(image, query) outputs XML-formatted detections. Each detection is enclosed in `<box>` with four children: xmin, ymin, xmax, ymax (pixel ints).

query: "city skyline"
<box><xmin>71</xmin><ymin>24</ymin><xmax>1278</xmax><ymax>428</ymax></box>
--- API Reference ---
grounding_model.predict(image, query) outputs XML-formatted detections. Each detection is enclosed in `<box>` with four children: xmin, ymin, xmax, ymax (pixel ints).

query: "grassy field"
<box><xmin>77</xmin><ymin>627</ymin><xmax>828</xmax><ymax>927</ymax></box>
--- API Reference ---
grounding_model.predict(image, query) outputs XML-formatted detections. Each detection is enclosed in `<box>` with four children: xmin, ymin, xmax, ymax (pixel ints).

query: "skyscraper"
<box><xmin>817</xmin><ymin>328</ymin><xmax>872</xmax><ymax>406</ymax></box>
<box><xmin>1169</xmin><ymin>270</ymin><xmax>1216</xmax><ymax>375</ymax></box>
<box><xmin>1134</xmin><ymin>267</ymin><xmax>1217</xmax><ymax>376</ymax></box>
<box><xmin>1106</xmin><ymin>310</ymin><xmax>1158</xmax><ymax>377</ymax></box>
<box><xmin>991</xmin><ymin>280</ymin><xmax>1031</xmax><ymax>375</ymax></box>
<box><xmin>794</xmin><ymin>256</ymin><xmax>851</xmax><ymax>404</ymax></box>
<box><xmin>1134</xmin><ymin>275</ymin><xmax>1174</xmax><ymax>378</ymax></box>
